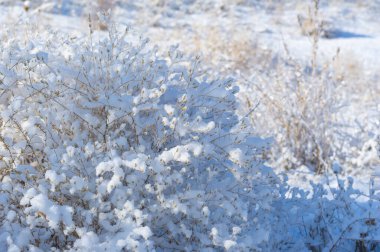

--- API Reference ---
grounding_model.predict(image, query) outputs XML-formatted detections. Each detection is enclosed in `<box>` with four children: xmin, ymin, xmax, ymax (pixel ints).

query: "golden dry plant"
<box><xmin>188</xmin><ymin>24</ymin><xmax>273</xmax><ymax>74</ymax></box>
<box><xmin>330</xmin><ymin>48</ymin><xmax>380</xmax><ymax>105</ymax></box>
<box><xmin>247</xmin><ymin>0</ymin><xmax>347</xmax><ymax>173</ymax></box>
<box><xmin>89</xmin><ymin>0</ymin><xmax>115</xmax><ymax>31</ymax></box>
<box><xmin>254</xmin><ymin>60</ymin><xmax>341</xmax><ymax>173</ymax></box>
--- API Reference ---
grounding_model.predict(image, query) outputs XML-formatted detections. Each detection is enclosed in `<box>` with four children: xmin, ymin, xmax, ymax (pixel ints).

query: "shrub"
<box><xmin>244</xmin><ymin>0</ymin><xmax>349</xmax><ymax>173</ymax></box>
<box><xmin>0</xmin><ymin>24</ymin><xmax>278</xmax><ymax>250</ymax></box>
<box><xmin>247</xmin><ymin>56</ymin><xmax>343</xmax><ymax>173</ymax></box>
<box><xmin>267</xmin><ymin>173</ymin><xmax>380</xmax><ymax>251</ymax></box>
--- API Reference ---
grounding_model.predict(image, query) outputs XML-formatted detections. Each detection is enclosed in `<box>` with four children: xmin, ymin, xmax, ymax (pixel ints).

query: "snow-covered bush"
<box><xmin>0</xmin><ymin>24</ymin><xmax>279</xmax><ymax>251</ymax></box>
<box><xmin>267</xmin><ymin>173</ymin><xmax>380</xmax><ymax>251</ymax></box>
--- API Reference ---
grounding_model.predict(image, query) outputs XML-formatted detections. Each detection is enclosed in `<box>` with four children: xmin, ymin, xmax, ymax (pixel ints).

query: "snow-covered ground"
<box><xmin>0</xmin><ymin>0</ymin><xmax>379</xmax><ymax>251</ymax></box>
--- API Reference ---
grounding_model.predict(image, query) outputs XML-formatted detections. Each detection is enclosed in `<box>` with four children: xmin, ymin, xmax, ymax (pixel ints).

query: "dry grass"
<box><xmin>89</xmin><ymin>0</ymin><xmax>115</xmax><ymax>31</ymax></box>
<box><xmin>245</xmin><ymin>0</ymin><xmax>346</xmax><ymax>173</ymax></box>
<box><xmin>184</xmin><ymin>24</ymin><xmax>273</xmax><ymax>74</ymax></box>
<box><xmin>250</xmin><ymin>57</ymin><xmax>341</xmax><ymax>173</ymax></box>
